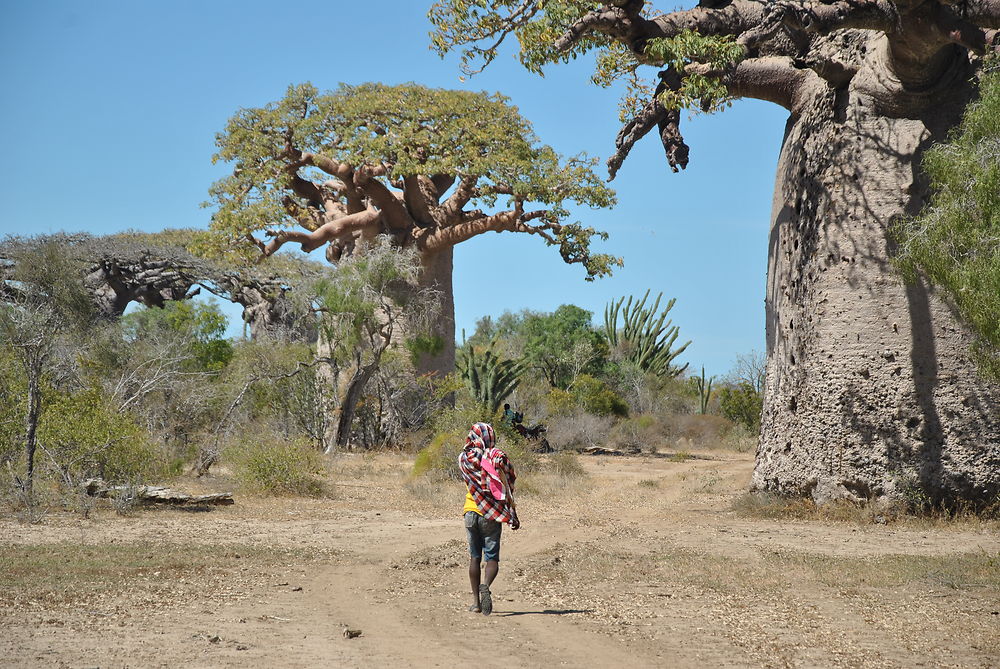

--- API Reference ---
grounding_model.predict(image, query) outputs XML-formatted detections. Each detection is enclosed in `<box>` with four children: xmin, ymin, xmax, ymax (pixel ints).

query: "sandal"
<box><xmin>479</xmin><ymin>584</ymin><xmax>493</xmax><ymax>616</ymax></box>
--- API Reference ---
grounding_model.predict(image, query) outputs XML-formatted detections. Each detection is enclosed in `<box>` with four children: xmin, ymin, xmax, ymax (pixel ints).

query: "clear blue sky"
<box><xmin>0</xmin><ymin>0</ymin><xmax>787</xmax><ymax>377</ymax></box>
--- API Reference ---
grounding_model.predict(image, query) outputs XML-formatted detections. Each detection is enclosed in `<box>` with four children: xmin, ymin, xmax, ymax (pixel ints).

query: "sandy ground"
<box><xmin>2</xmin><ymin>450</ymin><xmax>999</xmax><ymax>668</ymax></box>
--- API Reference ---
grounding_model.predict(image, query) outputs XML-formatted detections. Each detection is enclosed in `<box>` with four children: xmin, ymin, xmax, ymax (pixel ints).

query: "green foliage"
<box><xmin>718</xmin><ymin>382</ymin><xmax>762</xmax><ymax>433</ymax></box>
<box><xmin>38</xmin><ymin>388</ymin><xmax>160</xmax><ymax>484</ymax></box>
<box><xmin>406</xmin><ymin>334</ymin><xmax>445</xmax><ymax>367</ymax></box>
<box><xmin>644</xmin><ymin>31</ymin><xmax>744</xmax><ymax>113</ymax></box>
<box><xmin>206</xmin><ymin>81</ymin><xmax>619</xmax><ymax>279</ymax></box>
<box><xmin>123</xmin><ymin>300</ymin><xmax>234</xmax><ymax>372</ymax></box>
<box><xmin>413</xmin><ymin>429</ymin><xmax>465</xmax><ymax>480</ymax></box>
<box><xmin>0</xmin><ymin>352</ymin><xmax>24</xmax><ymax>463</ymax></box>
<box><xmin>544</xmin><ymin>387</ymin><xmax>578</xmax><ymax>417</ymax></box>
<box><xmin>520</xmin><ymin>304</ymin><xmax>607</xmax><ymax>388</ymax></box>
<box><xmin>456</xmin><ymin>334</ymin><xmax>525</xmax><ymax>414</ymax></box>
<box><xmin>226</xmin><ymin>436</ymin><xmax>325</xmax><ymax>496</ymax></box>
<box><xmin>313</xmin><ymin>237</ymin><xmax>424</xmax><ymax>363</ymax></box>
<box><xmin>604</xmin><ymin>291</ymin><xmax>690</xmax><ymax>378</ymax></box>
<box><xmin>544</xmin><ymin>373</ymin><xmax>628</xmax><ymax>417</ymax></box>
<box><xmin>2</xmin><ymin>237</ymin><xmax>97</xmax><ymax>333</ymax></box>
<box><xmin>893</xmin><ymin>63</ymin><xmax>1000</xmax><ymax>377</ymax></box>
<box><xmin>429</xmin><ymin>3</ymin><xmax>744</xmax><ymax>118</ymax></box>
<box><xmin>429</xmin><ymin>0</ymin><xmax>601</xmax><ymax>77</ymax></box>
<box><xmin>572</xmin><ymin>374</ymin><xmax>629</xmax><ymax>417</ymax></box>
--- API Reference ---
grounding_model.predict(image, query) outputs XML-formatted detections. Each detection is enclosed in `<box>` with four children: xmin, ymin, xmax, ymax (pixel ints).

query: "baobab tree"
<box><xmin>429</xmin><ymin>0</ymin><xmax>1000</xmax><ymax>506</ymax></box>
<box><xmin>206</xmin><ymin>82</ymin><xmax>619</xmax><ymax>377</ymax></box>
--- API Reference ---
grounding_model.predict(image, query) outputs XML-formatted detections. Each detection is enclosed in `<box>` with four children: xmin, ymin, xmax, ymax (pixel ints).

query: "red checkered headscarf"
<box><xmin>459</xmin><ymin>422</ymin><xmax>518</xmax><ymax>525</ymax></box>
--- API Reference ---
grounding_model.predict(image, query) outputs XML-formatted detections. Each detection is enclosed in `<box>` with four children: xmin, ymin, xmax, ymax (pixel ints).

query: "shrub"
<box><xmin>545</xmin><ymin>387</ymin><xmax>577</xmax><ymax>417</ymax></box>
<box><xmin>669</xmin><ymin>413</ymin><xmax>731</xmax><ymax>448</ymax></box>
<box><xmin>38</xmin><ymin>388</ymin><xmax>163</xmax><ymax>485</ymax></box>
<box><xmin>608</xmin><ymin>414</ymin><xmax>664</xmax><ymax>452</ymax></box>
<box><xmin>545</xmin><ymin>410</ymin><xmax>614</xmax><ymax>451</ymax></box>
<box><xmin>227</xmin><ymin>437</ymin><xmax>325</xmax><ymax>496</ymax></box>
<box><xmin>545</xmin><ymin>375</ymin><xmax>628</xmax><ymax>418</ymax></box>
<box><xmin>719</xmin><ymin>422</ymin><xmax>758</xmax><ymax>452</ymax></box>
<box><xmin>546</xmin><ymin>450</ymin><xmax>586</xmax><ymax>477</ymax></box>
<box><xmin>572</xmin><ymin>374</ymin><xmax>629</xmax><ymax>417</ymax></box>
<box><xmin>718</xmin><ymin>382</ymin><xmax>763</xmax><ymax>432</ymax></box>
<box><xmin>412</xmin><ymin>430</ymin><xmax>464</xmax><ymax>480</ymax></box>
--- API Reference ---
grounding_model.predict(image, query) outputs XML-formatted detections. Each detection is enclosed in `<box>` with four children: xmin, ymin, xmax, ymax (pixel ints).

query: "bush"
<box><xmin>545</xmin><ymin>375</ymin><xmax>628</xmax><ymax>418</ymax></box>
<box><xmin>38</xmin><ymin>388</ymin><xmax>163</xmax><ymax>485</ymax></box>
<box><xmin>572</xmin><ymin>375</ymin><xmax>629</xmax><ymax>417</ymax></box>
<box><xmin>545</xmin><ymin>410</ymin><xmax>614</xmax><ymax>451</ymax></box>
<box><xmin>719</xmin><ymin>422</ymin><xmax>758</xmax><ymax>452</ymax></box>
<box><xmin>412</xmin><ymin>430</ymin><xmax>464</xmax><ymax>480</ymax></box>
<box><xmin>669</xmin><ymin>413</ymin><xmax>731</xmax><ymax>448</ymax></box>
<box><xmin>546</xmin><ymin>451</ymin><xmax>586</xmax><ymax>477</ymax></box>
<box><xmin>227</xmin><ymin>437</ymin><xmax>325</xmax><ymax>496</ymax></box>
<box><xmin>608</xmin><ymin>414</ymin><xmax>664</xmax><ymax>452</ymax></box>
<box><xmin>718</xmin><ymin>382</ymin><xmax>763</xmax><ymax>432</ymax></box>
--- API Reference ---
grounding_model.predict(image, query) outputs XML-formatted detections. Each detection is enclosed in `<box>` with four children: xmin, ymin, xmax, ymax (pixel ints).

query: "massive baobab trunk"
<box><xmin>428</xmin><ymin>0</ymin><xmax>1000</xmax><ymax>506</ymax></box>
<box><xmin>753</xmin><ymin>35</ymin><xmax>1000</xmax><ymax>505</ymax></box>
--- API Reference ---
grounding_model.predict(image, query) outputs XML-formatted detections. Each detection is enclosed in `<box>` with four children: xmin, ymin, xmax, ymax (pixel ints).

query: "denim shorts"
<box><xmin>465</xmin><ymin>511</ymin><xmax>502</xmax><ymax>562</ymax></box>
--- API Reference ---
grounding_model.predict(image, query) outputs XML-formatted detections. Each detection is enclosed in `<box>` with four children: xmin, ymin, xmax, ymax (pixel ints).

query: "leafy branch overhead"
<box><xmin>430</xmin><ymin>0</ymin><xmax>1000</xmax><ymax>177</ymax></box>
<box><xmin>205</xmin><ymin>82</ymin><xmax>620</xmax><ymax>280</ymax></box>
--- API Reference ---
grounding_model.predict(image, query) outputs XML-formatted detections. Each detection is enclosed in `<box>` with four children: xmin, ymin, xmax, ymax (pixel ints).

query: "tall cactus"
<box><xmin>695</xmin><ymin>366</ymin><xmax>714</xmax><ymax>414</ymax></box>
<box><xmin>456</xmin><ymin>332</ymin><xmax>525</xmax><ymax>414</ymax></box>
<box><xmin>604</xmin><ymin>290</ymin><xmax>690</xmax><ymax>377</ymax></box>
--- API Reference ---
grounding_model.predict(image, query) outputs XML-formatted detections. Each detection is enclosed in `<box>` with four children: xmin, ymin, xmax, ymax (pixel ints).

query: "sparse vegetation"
<box><xmin>226</xmin><ymin>437</ymin><xmax>326</xmax><ymax>496</ymax></box>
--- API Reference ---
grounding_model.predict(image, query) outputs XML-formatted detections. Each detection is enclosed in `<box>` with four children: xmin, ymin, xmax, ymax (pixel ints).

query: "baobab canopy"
<box><xmin>204</xmin><ymin>81</ymin><xmax>620</xmax><ymax>281</ymax></box>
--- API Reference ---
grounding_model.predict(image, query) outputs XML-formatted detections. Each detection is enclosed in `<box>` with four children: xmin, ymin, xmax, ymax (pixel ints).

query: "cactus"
<box><xmin>456</xmin><ymin>331</ymin><xmax>525</xmax><ymax>414</ymax></box>
<box><xmin>695</xmin><ymin>366</ymin><xmax>714</xmax><ymax>414</ymax></box>
<box><xmin>604</xmin><ymin>290</ymin><xmax>690</xmax><ymax>377</ymax></box>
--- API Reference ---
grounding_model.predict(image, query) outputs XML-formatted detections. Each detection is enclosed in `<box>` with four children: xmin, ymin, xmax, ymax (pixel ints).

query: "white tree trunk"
<box><xmin>754</xmin><ymin>41</ymin><xmax>1000</xmax><ymax>506</ymax></box>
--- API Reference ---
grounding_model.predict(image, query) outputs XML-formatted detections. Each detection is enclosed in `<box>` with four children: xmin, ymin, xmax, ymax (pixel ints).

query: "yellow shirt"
<box><xmin>463</xmin><ymin>491</ymin><xmax>483</xmax><ymax>516</ymax></box>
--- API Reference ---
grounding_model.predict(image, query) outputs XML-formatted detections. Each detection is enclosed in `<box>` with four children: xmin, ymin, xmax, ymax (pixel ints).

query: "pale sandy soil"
<box><xmin>2</xmin><ymin>451</ymin><xmax>999</xmax><ymax>668</ymax></box>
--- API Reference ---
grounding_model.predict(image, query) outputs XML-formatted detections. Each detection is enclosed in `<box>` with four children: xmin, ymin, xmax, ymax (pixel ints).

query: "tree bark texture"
<box><xmin>414</xmin><ymin>247</ymin><xmax>456</xmax><ymax>379</ymax></box>
<box><xmin>753</xmin><ymin>36</ymin><xmax>1000</xmax><ymax>505</ymax></box>
<box><xmin>23</xmin><ymin>364</ymin><xmax>41</xmax><ymax>494</ymax></box>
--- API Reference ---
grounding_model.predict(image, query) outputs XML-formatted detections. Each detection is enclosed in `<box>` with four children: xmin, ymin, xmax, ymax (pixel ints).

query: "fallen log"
<box><xmin>82</xmin><ymin>478</ymin><xmax>234</xmax><ymax>506</ymax></box>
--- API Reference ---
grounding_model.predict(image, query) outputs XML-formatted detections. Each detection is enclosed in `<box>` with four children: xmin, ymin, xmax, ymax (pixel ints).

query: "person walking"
<box><xmin>459</xmin><ymin>422</ymin><xmax>520</xmax><ymax>615</ymax></box>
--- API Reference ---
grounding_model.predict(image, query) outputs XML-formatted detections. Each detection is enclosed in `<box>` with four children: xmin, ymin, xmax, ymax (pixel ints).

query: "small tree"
<box><xmin>0</xmin><ymin>239</ymin><xmax>96</xmax><ymax>495</ymax></box>
<box><xmin>520</xmin><ymin>304</ymin><xmax>607</xmax><ymax>389</ymax></box>
<box><xmin>719</xmin><ymin>350</ymin><xmax>765</xmax><ymax>433</ymax></box>
<box><xmin>313</xmin><ymin>237</ymin><xmax>437</xmax><ymax>450</ymax></box>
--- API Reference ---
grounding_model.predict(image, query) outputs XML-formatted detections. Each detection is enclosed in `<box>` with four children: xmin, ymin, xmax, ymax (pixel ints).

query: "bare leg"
<box><xmin>468</xmin><ymin>557</ymin><xmax>481</xmax><ymax>610</ymax></box>
<box><xmin>484</xmin><ymin>560</ymin><xmax>499</xmax><ymax>587</ymax></box>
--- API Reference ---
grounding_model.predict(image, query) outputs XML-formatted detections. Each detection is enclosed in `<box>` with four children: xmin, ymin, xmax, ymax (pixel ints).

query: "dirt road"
<box><xmin>3</xmin><ymin>452</ymin><xmax>999</xmax><ymax>668</ymax></box>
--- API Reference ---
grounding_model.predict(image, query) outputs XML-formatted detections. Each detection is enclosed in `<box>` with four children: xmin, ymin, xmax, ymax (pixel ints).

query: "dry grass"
<box><xmin>0</xmin><ymin>541</ymin><xmax>330</xmax><ymax>612</ymax></box>
<box><xmin>733</xmin><ymin>491</ymin><xmax>1000</xmax><ymax>530</ymax></box>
